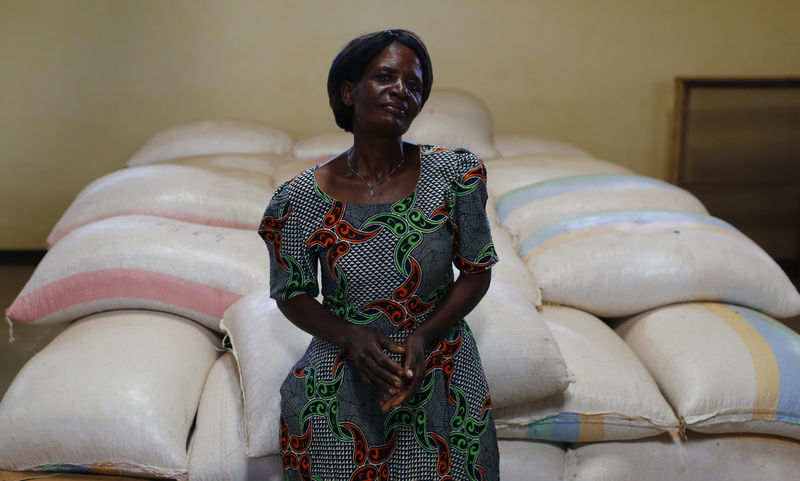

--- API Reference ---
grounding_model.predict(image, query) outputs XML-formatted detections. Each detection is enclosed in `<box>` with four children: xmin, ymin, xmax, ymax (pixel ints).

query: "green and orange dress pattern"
<box><xmin>259</xmin><ymin>146</ymin><xmax>500</xmax><ymax>481</ymax></box>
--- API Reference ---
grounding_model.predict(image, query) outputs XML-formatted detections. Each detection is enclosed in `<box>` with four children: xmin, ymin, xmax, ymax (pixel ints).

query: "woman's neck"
<box><xmin>349</xmin><ymin>134</ymin><xmax>407</xmax><ymax>181</ymax></box>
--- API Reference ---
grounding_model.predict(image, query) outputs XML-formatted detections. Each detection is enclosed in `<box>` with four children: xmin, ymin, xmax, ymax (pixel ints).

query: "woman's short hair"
<box><xmin>327</xmin><ymin>29</ymin><xmax>433</xmax><ymax>132</ymax></box>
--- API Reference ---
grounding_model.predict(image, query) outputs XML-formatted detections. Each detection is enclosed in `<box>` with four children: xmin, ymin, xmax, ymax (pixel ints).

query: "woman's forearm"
<box><xmin>276</xmin><ymin>294</ymin><xmax>358</xmax><ymax>348</ymax></box>
<box><xmin>276</xmin><ymin>294</ymin><xmax>406</xmax><ymax>395</ymax></box>
<box><xmin>413</xmin><ymin>269</ymin><xmax>492</xmax><ymax>348</ymax></box>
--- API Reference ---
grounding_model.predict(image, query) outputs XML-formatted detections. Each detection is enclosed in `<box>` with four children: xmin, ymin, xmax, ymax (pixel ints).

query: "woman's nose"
<box><xmin>389</xmin><ymin>79</ymin><xmax>409</xmax><ymax>98</ymax></box>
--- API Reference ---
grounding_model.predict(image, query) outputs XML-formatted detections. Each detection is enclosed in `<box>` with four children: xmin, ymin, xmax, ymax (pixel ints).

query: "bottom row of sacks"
<box><xmin>197</xmin><ymin>353</ymin><xmax>800</xmax><ymax>481</ymax></box>
<box><xmin>2</xmin><ymin>305</ymin><xmax>799</xmax><ymax>480</ymax></box>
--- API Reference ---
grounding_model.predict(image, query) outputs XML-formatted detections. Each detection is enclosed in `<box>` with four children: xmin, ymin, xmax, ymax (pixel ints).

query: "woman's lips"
<box><xmin>382</xmin><ymin>104</ymin><xmax>407</xmax><ymax>117</ymax></box>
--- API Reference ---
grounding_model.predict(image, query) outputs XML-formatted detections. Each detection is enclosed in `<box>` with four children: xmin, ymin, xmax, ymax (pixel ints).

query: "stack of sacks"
<box><xmin>0</xmin><ymin>311</ymin><xmax>221</xmax><ymax>480</ymax></box>
<box><xmin>211</xmin><ymin>286</ymin><xmax>572</xmax><ymax>478</ymax></box>
<box><xmin>6</xmin><ymin>97</ymin><xmax>800</xmax><ymax>479</ymax></box>
<box><xmin>482</xmin><ymin>125</ymin><xmax>800</xmax><ymax>478</ymax></box>
<box><xmin>2</xmin><ymin>119</ymin><xmax>298</xmax><ymax>479</ymax></box>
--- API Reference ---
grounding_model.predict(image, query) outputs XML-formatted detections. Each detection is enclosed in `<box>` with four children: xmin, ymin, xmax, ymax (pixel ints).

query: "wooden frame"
<box><xmin>671</xmin><ymin>76</ymin><xmax>800</xmax><ymax>270</ymax></box>
<box><xmin>672</xmin><ymin>76</ymin><xmax>800</xmax><ymax>185</ymax></box>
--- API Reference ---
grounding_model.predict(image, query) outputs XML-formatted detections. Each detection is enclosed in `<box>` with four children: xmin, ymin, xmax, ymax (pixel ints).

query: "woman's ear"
<box><xmin>341</xmin><ymin>81</ymin><xmax>354</xmax><ymax>107</ymax></box>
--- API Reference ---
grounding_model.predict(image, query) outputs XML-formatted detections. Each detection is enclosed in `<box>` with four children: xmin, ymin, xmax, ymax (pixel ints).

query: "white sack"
<box><xmin>495</xmin><ymin>306</ymin><xmax>679</xmax><ymax>443</ymax></box>
<box><xmin>127</xmin><ymin>119</ymin><xmax>293</xmax><ymax>166</ymax></box>
<box><xmin>484</xmin><ymin>195</ymin><xmax>500</xmax><ymax>226</ymax></box>
<box><xmin>519</xmin><ymin>210</ymin><xmax>800</xmax><ymax>318</ymax></box>
<box><xmin>47</xmin><ymin>164</ymin><xmax>274</xmax><ymax>247</ymax></box>
<box><xmin>6</xmin><ymin>215</ymin><xmax>269</xmax><ymax>331</ymax></box>
<box><xmin>493</xmin><ymin>134</ymin><xmax>591</xmax><ymax>158</ymax></box>
<box><xmin>495</xmin><ymin>174</ymin><xmax>708</xmax><ymax>243</ymax></box>
<box><xmin>0</xmin><ymin>311</ymin><xmax>220</xmax><ymax>480</ymax></box>
<box><xmin>564</xmin><ymin>433</ymin><xmax>800</xmax><ymax>481</ymax></box>
<box><xmin>487</xmin><ymin>217</ymin><xmax>541</xmax><ymax>307</ymax></box>
<box><xmin>616</xmin><ymin>302</ymin><xmax>800</xmax><ymax>440</ymax></box>
<box><xmin>165</xmin><ymin>153</ymin><xmax>294</xmax><ymax>176</ymax></box>
<box><xmin>220</xmin><ymin>291</ymin><xmax>313</xmax><ymax>458</ymax></box>
<box><xmin>291</xmin><ymin>131</ymin><xmax>353</xmax><ymax>160</ymax></box>
<box><xmin>189</xmin><ymin>353</ymin><xmax>282</xmax><ymax>481</ymax></box>
<box><xmin>465</xmin><ymin>280</ymin><xmax>572</xmax><ymax>407</ymax></box>
<box><xmin>405</xmin><ymin>89</ymin><xmax>500</xmax><ymax>160</ymax></box>
<box><xmin>484</xmin><ymin>155</ymin><xmax>633</xmax><ymax>198</ymax></box>
<box><xmin>273</xmin><ymin>158</ymin><xmax>320</xmax><ymax>185</ymax></box>
<box><xmin>498</xmin><ymin>440</ymin><xmax>565</xmax><ymax>481</ymax></box>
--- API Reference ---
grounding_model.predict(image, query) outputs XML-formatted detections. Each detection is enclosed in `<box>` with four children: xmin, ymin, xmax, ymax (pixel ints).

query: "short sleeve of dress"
<box><xmin>258</xmin><ymin>180</ymin><xmax>320</xmax><ymax>300</ymax></box>
<box><xmin>450</xmin><ymin>150</ymin><xmax>499</xmax><ymax>274</ymax></box>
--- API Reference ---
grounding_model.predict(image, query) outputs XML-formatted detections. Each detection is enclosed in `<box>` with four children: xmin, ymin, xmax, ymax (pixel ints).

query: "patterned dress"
<box><xmin>258</xmin><ymin>146</ymin><xmax>500</xmax><ymax>481</ymax></box>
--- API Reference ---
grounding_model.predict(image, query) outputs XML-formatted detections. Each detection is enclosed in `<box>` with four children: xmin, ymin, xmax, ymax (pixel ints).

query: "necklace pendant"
<box><xmin>367</xmin><ymin>187</ymin><xmax>375</xmax><ymax>198</ymax></box>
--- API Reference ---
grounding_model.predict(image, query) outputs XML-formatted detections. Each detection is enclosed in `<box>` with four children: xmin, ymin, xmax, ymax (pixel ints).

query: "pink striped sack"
<box><xmin>7</xmin><ymin>215</ymin><xmax>269</xmax><ymax>331</ymax></box>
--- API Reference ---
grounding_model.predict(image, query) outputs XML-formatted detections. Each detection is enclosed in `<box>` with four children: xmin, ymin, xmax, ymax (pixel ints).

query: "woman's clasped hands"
<box><xmin>342</xmin><ymin>324</ymin><xmax>427</xmax><ymax>413</ymax></box>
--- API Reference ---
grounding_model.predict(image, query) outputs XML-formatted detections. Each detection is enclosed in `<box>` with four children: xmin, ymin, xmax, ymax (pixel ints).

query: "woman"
<box><xmin>259</xmin><ymin>29</ymin><xmax>499</xmax><ymax>481</ymax></box>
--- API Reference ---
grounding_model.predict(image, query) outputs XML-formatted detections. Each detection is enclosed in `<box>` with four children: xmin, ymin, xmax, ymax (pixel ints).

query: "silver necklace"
<box><xmin>346</xmin><ymin>148</ymin><xmax>405</xmax><ymax>199</ymax></box>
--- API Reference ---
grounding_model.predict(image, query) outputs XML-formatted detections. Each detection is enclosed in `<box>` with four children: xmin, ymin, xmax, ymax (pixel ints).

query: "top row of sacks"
<box><xmin>125</xmin><ymin>89</ymin><xmax>589</xmax><ymax>167</ymax></box>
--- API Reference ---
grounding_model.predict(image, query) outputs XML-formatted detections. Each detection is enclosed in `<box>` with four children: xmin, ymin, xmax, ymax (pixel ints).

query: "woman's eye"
<box><xmin>377</xmin><ymin>74</ymin><xmax>391</xmax><ymax>81</ymax></box>
<box><xmin>408</xmin><ymin>82</ymin><xmax>421</xmax><ymax>92</ymax></box>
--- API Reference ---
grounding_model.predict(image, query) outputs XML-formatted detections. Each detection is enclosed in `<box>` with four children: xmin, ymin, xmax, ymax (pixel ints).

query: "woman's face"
<box><xmin>343</xmin><ymin>42</ymin><xmax>424</xmax><ymax>137</ymax></box>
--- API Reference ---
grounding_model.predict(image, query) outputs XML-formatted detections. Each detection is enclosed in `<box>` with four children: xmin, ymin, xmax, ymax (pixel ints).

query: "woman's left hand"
<box><xmin>379</xmin><ymin>332</ymin><xmax>426</xmax><ymax>413</ymax></box>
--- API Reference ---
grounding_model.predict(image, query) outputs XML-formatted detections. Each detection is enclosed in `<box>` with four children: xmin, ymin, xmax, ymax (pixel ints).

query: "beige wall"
<box><xmin>2</xmin><ymin>0</ymin><xmax>799</xmax><ymax>249</ymax></box>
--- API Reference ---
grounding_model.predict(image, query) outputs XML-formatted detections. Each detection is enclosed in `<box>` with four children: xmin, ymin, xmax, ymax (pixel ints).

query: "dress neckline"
<box><xmin>312</xmin><ymin>144</ymin><xmax>427</xmax><ymax>207</ymax></box>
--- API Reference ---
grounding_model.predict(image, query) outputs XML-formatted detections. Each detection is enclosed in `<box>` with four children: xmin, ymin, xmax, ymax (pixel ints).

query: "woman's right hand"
<box><xmin>276</xmin><ymin>295</ymin><xmax>405</xmax><ymax>395</ymax></box>
<box><xmin>342</xmin><ymin>325</ymin><xmax>406</xmax><ymax>395</ymax></box>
